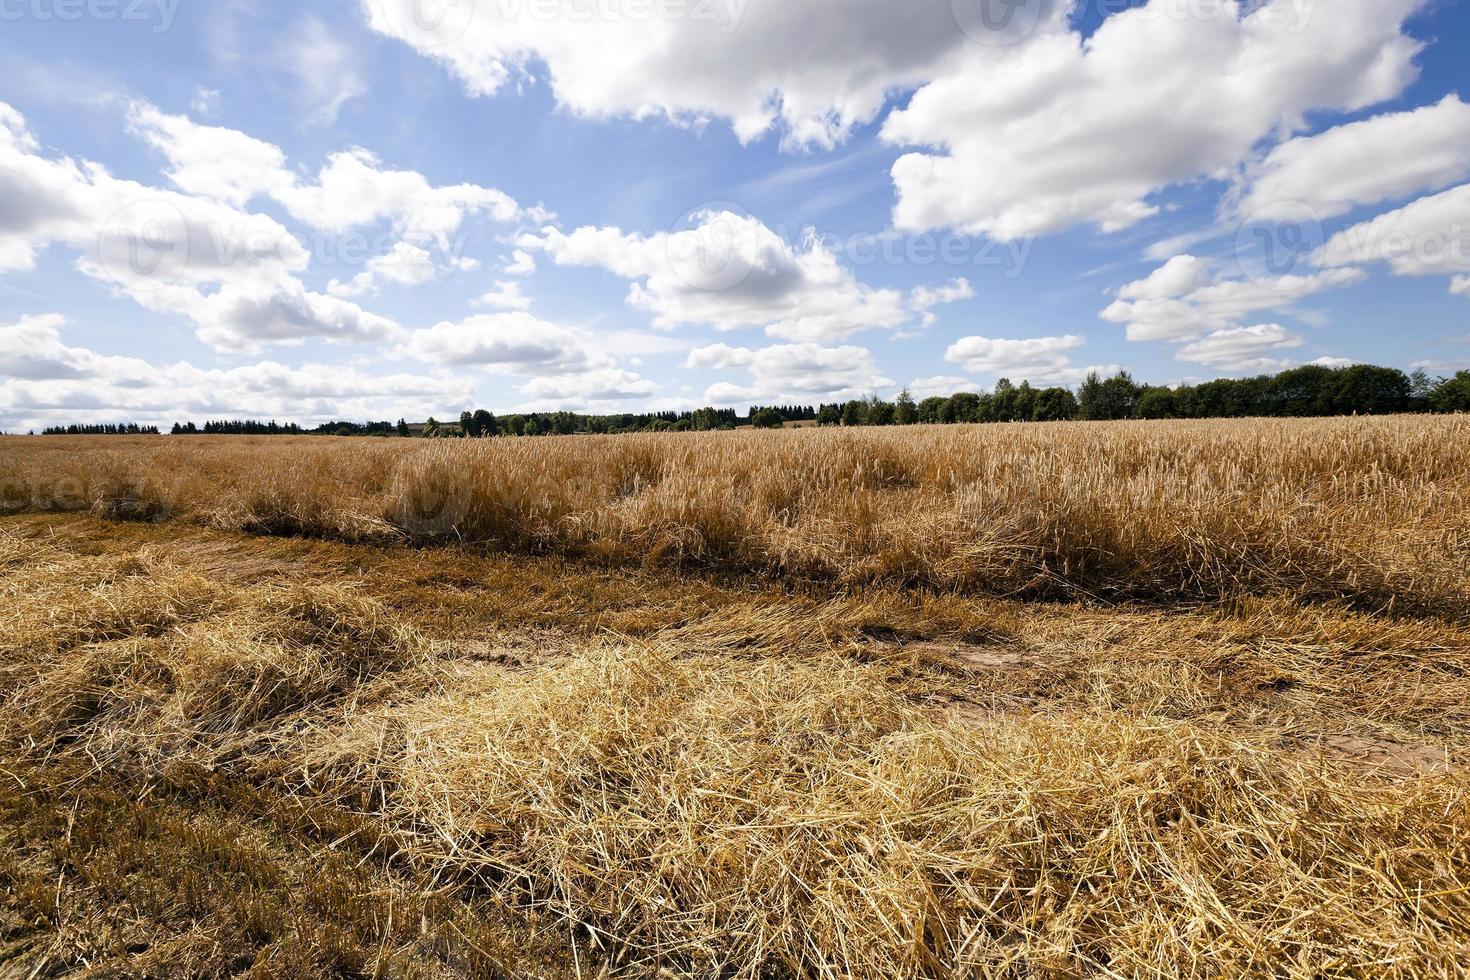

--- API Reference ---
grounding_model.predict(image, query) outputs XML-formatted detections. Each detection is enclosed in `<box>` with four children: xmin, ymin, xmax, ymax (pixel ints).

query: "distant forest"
<box><xmin>20</xmin><ymin>364</ymin><xmax>1470</xmax><ymax>437</ymax></box>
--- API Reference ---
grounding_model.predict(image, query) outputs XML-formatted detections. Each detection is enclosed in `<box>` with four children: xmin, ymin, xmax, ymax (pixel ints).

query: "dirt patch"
<box><xmin>1288</xmin><ymin>731</ymin><xmax>1455</xmax><ymax>777</ymax></box>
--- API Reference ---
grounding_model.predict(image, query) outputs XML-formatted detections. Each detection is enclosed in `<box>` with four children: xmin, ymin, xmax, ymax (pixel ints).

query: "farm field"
<box><xmin>2</xmin><ymin>418</ymin><xmax>1469</xmax><ymax>977</ymax></box>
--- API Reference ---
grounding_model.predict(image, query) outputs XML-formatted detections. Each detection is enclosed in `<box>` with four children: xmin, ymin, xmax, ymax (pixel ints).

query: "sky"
<box><xmin>0</xmin><ymin>0</ymin><xmax>1468</xmax><ymax>429</ymax></box>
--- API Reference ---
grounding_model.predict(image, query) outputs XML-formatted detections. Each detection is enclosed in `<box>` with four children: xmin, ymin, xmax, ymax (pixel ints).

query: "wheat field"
<box><xmin>2</xmin><ymin>418</ymin><xmax>1469</xmax><ymax>977</ymax></box>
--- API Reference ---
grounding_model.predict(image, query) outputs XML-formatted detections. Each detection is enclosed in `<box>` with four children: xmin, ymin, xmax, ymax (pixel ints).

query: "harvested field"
<box><xmin>2</xmin><ymin>419</ymin><xmax>1468</xmax><ymax>977</ymax></box>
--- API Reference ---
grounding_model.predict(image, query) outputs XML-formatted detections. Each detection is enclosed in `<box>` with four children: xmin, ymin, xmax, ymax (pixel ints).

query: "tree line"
<box><xmin>428</xmin><ymin>407</ymin><xmax>742</xmax><ymax>438</ymax></box>
<box><xmin>40</xmin><ymin>423</ymin><xmax>161</xmax><ymax>435</ymax></box>
<box><xmin>28</xmin><ymin>364</ymin><xmax>1470</xmax><ymax>439</ymax></box>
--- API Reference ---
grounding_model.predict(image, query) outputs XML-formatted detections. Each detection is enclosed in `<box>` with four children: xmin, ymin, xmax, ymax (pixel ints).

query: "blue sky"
<box><xmin>0</xmin><ymin>0</ymin><xmax>1468</xmax><ymax>428</ymax></box>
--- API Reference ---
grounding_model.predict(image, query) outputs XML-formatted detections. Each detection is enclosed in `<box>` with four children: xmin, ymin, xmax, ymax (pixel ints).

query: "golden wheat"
<box><xmin>3</xmin><ymin>416</ymin><xmax>1468</xmax><ymax>612</ymax></box>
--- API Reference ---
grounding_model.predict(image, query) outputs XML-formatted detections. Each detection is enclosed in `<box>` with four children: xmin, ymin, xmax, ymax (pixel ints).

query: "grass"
<box><xmin>2</xmin><ymin>417</ymin><xmax>1469</xmax><ymax>976</ymax></box>
<box><xmin>3</xmin><ymin>415</ymin><xmax>1468</xmax><ymax>613</ymax></box>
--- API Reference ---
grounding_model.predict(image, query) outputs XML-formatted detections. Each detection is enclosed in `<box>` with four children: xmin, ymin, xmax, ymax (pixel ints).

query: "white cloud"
<box><xmin>129</xmin><ymin>103</ymin><xmax>524</xmax><ymax>241</ymax></box>
<box><xmin>1175</xmin><ymin>323</ymin><xmax>1304</xmax><ymax>373</ymax></box>
<box><xmin>399</xmin><ymin>312</ymin><xmax>601</xmax><ymax>375</ymax></box>
<box><xmin>127</xmin><ymin>102</ymin><xmax>291</xmax><ymax>207</ymax></box>
<box><xmin>0</xmin><ymin>314</ymin><xmax>154</xmax><ymax>382</ymax></box>
<box><xmin>276</xmin><ymin>149</ymin><xmax>522</xmax><ymax>239</ymax></box>
<box><xmin>177</xmin><ymin>279</ymin><xmax>400</xmax><ymax>353</ymax></box>
<box><xmin>517</xmin><ymin>367</ymin><xmax>659</xmax><ymax>406</ymax></box>
<box><xmin>328</xmin><ymin>241</ymin><xmax>438</xmax><ymax>296</ymax></box>
<box><xmin>904</xmin><ymin>375</ymin><xmax>975</xmax><ymax>400</ymax></box>
<box><xmin>535</xmin><ymin>211</ymin><xmax>912</xmax><ymax>341</ymax></box>
<box><xmin>474</xmin><ymin>280</ymin><xmax>531</xmax><ymax>310</ymax></box>
<box><xmin>503</xmin><ymin>248</ymin><xmax>536</xmax><ymax>276</ymax></box>
<box><xmin>1117</xmin><ymin>255</ymin><xmax>1213</xmax><ymax>301</ymax></box>
<box><xmin>361</xmin><ymin>0</ymin><xmax>999</xmax><ymax>149</ymax></box>
<box><xmin>882</xmin><ymin>0</ymin><xmax>1427</xmax><ymax>238</ymax></box>
<box><xmin>0</xmin><ymin>103</ymin><xmax>396</xmax><ymax>353</ymax></box>
<box><xmin>1452</xmin><ymin>275</ymin><xmax>1470</xmax><ymax>298</ymax></box>
<box><xmin>686</xmin><ymin>342</ymin><xmax>891</xmax><ymax>405</ymax></box>
<box><xmin>684</xmin><ymin>342</ymin><xmax>754</xmax><ymax>370</ymax></box>
<box><xmin>1236</xmin><ymin>95</ymin><xmax>1470</xmax><ymax>220</ymax></box>
<box><xmin>944</xmin><ymin>334</ymin><xmax>1089</xmax><ymax>382</ymax></box>
<box><xmin>0</xmin><ymin>315</ymin><xmax>470</xmax><ymax>430</ymax></box>
<box><xmin>1308</xmin><ymin>356</ymin><xmax>1357</xmax><ymax>369</ymax></box>
<box><xmin>1315</xmin><ymin>182</ymin><xmax>1470</xmax><ymax>280</ymax></box>
<box><xmin>1102</xmin><ymin>256</ymin><xmax>1365</xmax><ymax>342</ymax></box>
<box><xmin>910</xmin><ymin>277</ymin><xmax>974</xmax><ymax>311</ymax></box>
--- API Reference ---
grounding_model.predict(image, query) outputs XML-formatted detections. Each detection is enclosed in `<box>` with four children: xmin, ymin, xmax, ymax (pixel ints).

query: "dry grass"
<box><xmin>3</xmin><ymin>415</ymin><xmax>1467</xmax><ymax>613</ymax></box>
<box><xmin>3</xmin><ymin>416</ymin><xmax>1470</xmax><ymax>976</ymax></box>
<box><xmin>344</xmin><ymin>646</ymin><xmax>1468</xmax><ymax>977</ymax></box>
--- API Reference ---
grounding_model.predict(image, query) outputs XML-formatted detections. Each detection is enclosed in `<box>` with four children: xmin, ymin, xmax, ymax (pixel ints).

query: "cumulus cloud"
<box><xmin>1102</xmin><ymin>256</ymin><xmax>1365</xmax><ymax>342</ymax></box>
<box><xmin>126</xmin><ymin>103</ymin><xmax>292</xmax><ymax>207</ymax></box>
<box><xmin>908</xmin><ymin>276</ymin><xmax>975</xmax><ymax>330</ymax></box>
<box><xmin>0</xmin><ymin>314</ymin><xmax>470</xmax><ymax>431</ymax></box>
<box><xmin>502</xmin><ymin>248</ymin><xmax>536</xmax><ymax>276</ymax></box>
<box><xmin>399</xmin><ymin>312</ymin><xmax>600</xmax><ymax>374</ymax></box>
<box><xmin>686</xmin><ymin>342</ymin><xmax>891</xmax><ymax>405</ymax></box>
<box><xmin>882</xmin><ymin>0</ymin><xmax>1427</xmax><ymax>238</ymax></box>
<box><xmin>129</xmin><ymin>103</ymin><xmax>525</xmax><ymax>241</ymax></box>
<box><xmin>1117</xmin><ymin>255</ymin><xmax>1213</xmax><ymax>302</ymax></box>
<box><xmin>910</xmin><ymin>277</ymin><xmax>975</xmax><ymax>311</ymax></box>
<box><xmin>1175</xmin><ymin>323</ymin><xmax>1305</xmax><ymax>372</ymax></box>
<box><xmin>535</xmin><ymin>211</ymin><xmax>911</xmax><ymax>341</ymax></box>
<box><xmin>943</xmin><ymin>334</ymin><xmax>1098</xmax><ymax>383</ymax></box>
<box><xmin>517</xmin><ymin>367</ymin><xmax>659</xmax><ymax>407</ymax></box>
<box><xmin>474</xmin><ymin>280</ymin><xmax>532</xmax><ymax>310</ymax></box>
<box><xmin>1235</xmin><ymin>95</ymin><xmax>1470</xmax><ymax>221</ymax></box>
<box><xmin>0</xmin><ymin>103</ymin><xmax>396</xmax><ymax>353</ymax></box>
<box><xmin>397</xmin><ymin>311</ymin><xmax>662</xmax><ymax>408</ymax></box>
<box><xmin>361</xmin><ymin>0</ymin><xmax>1008</xmax><ymax>149</ymax></box>
<box><xmin>1314</xmin><ymin>182</ymin><xmax>1470</xmax><ymax>282</ymax></box>
<box><xmin>328</xmin><ymin>241</ymin><xmax>439</xmax><ymax>296</ymax></box>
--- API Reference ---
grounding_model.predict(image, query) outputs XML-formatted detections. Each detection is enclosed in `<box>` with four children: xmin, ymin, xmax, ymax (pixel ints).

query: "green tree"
<box><xmin>947</xmin><ymin>392</ymin><xmax>981</xmax><ymax>423</ymax></box>
<box><xmin>1323</xmin><ymin>365</ymin><xmax>1411</xmax><ymax>415</ymax></box>
<box><xmin>840</xmin><ymin>401</ymin><xmax>866</xmax><ymax>427</ymax></box>
<box><xmin>866</xmin><ymin>398</ymin><xmax>896</xmax><ymax>426</ymax></box>
<box><xmin>1134</xmin><ymin>387</ymin><xmax>1180</xmax><ymax>420</ymax></box>
<box><xmin>1410</xmin><ymin>368</ymin><xmax>1436</xmax><ymax>405</ymax></box>
<box><xmin>1429</xmin><ymin>371</ymin><xmax>1470</xmax><ymax>413</ymax></box>
<box><xmin>1082</xmin><ymin>371</ymin><xmax>1140</xmax><ymax>421</ymax></box>
<box><xmin>472</xmin><ymin>409</ymin><xmax>498</xmax><ymax>437</ymax></box>
<box><xmin>917</xmin><ymin>396</ymin><xmax>947</xmax><ymax>424</ymax></box>
<box><xmin>1032</xmin><ymin>387</ymin><xmax>1079</xmax><ymax>422</ymax></box>
<box><xmin>894</xmin><ymin>388</ymin><xmax>918</xmax><ymax>425</ymax></box>
<box><xmin>1268</xmin><ymin>365</ymin><xmax>1334</xmax><ymax>417</ymax></box>
<box><xmin>459</xmin><ymin>410</ymin><xmax>478</xmax><ymax>438</ymax></box>
<box><xmin>751</xmin><ymin>408</ymin><xmax>785</xmax><ymax>429</ymax></box>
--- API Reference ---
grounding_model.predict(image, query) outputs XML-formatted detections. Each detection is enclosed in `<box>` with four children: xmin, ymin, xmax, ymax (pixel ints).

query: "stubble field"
<box><xmin>2</xmin><ymin>417</ymin><xmax>1468</xmax><ymax>977</ymax></box>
